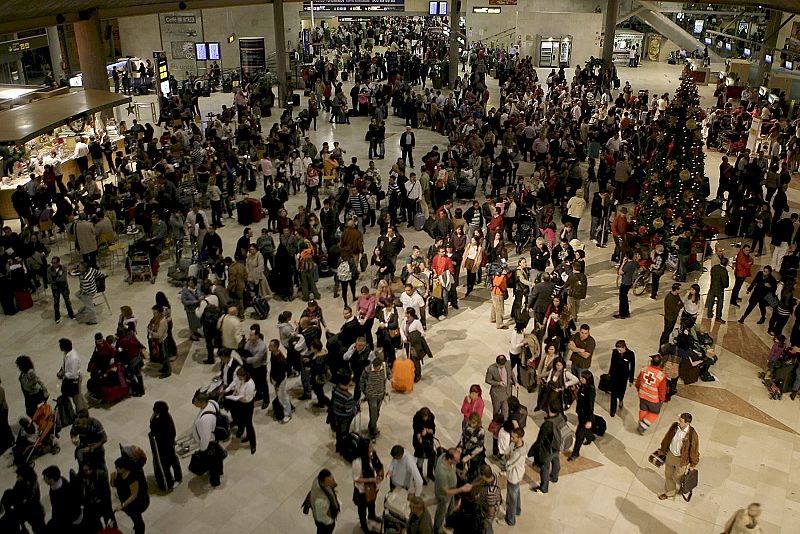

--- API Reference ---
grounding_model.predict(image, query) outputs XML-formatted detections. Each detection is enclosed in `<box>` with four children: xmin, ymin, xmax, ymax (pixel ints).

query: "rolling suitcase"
<box><xmin>252</xmin><ymin>295</ymin><xmax>270</xmax><ymax>319</ymax></box>
<box><xmin>15</xmin><ymin>291</ymin><xmax>33</xmax><ymax>311</ymax></box>
<box><xmin>236</xmin><ymin>200</ymin><xmax>253</xmax><ymax>225</ymax></box>
<box><xmin>245</xmin><ymin>197</ymin><xmax>263</xmax><ymax>223</ymax></box>
<box><xmin>428</xmin><ymin>297</ymin><xmax>445</xmax><ymax>318</ymax></box>
<box><xmin>291</xmin><ymin>94</ymin><xmax>301</xmax><ymax>107</ymax></box>
<box><xmin>771</xmin><ymin>362</ymin><xmax>796</xmax><ymax>394</ymax></box>
<box><xmin>598</xmin><ymin>373</ymin><xmax>612</xmax><ymax>394</ymax></box>
<box><xmin>413</xmin><ymin>212</ymin><xmax>425</xmax><ymax>231</ymax></box>
<box><xmin>519</xmin><ymin>365</ymin><xmax>537</xmax><ymax>393</ymax></box>
<box><xmin>149</xmin><ymin>432</ymin><xmax>169</xmax><ymax>492</ymax></box>
<box><xmin>341</xmin><ymin>431</ymin><xmax>361</xmax><ymax>462</ymax></box>
<box><xmin>591</xmin><ymin>415</ymin><xmax>607</xmax><ymax>436</ymax></box>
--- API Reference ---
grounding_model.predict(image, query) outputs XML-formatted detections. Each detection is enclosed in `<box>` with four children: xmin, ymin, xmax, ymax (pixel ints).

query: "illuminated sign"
<box><xmin>473</xmin><ymin>7</ymin><xmax>501</xmax><ymax>13</ymax></box>
<box><xmin>194</xmin><ymin>42</ymin><xmax>221</xmax><ymax>61</ymax></box>
<box><xmin>208</xmin><ymin>42</ymin><xmax>220</xmax><ymax>61</ymax></box>
<box><xmin>303</xmin><ymin>0</ymin><xmax>404</xmax><ymax>11</ymax></box>
<box><xmin>164</xmin><ymin>15</ymin><xmax>197</xmax><ymax>24</ymax></box>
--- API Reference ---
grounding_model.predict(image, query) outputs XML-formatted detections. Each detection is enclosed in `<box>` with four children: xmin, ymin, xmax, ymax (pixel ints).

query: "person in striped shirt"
<box><xmin>76</xmin><ymin>262</ymin><xmax>102</xmax><ymax>325</ymax></box>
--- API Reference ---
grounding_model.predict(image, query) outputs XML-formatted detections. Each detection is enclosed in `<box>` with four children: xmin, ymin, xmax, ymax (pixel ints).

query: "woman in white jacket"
<box><xmin>245</xmin><ymin>244</ymin><xmax>268</xmax><ymax>296</ymax></box>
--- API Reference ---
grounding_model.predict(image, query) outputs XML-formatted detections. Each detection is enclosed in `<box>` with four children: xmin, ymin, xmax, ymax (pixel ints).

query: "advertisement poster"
<box><xmin>159</xmin><ymin>11</ymin><xmax>204</xmax><ymax>77</ymax></box>
<box><xmin>239</xmin><ymin>37</ymin><xmax>266</xmax><ymax>76</ymax></box>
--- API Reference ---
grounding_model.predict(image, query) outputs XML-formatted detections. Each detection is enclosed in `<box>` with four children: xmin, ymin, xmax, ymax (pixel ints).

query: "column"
<box><xmin>46</xmin><ymin>26</ymin><xmax>65</xmax><ymax>82</ymax></box>
<box><xmin>273</xmin><ymin>0</ymin><xmax>288</xmax><ymax>107</ymax></box>
<box><xmin>74</xmin><ymin>10</ymin><xmax>109</xmax><ymax>91</ymax></box>
<box><xmin>754</xmin><ymin>9</ymin><xmax>782</xmax><ymax>86</ymax></box>
<box><xmin>602</xmin><ymin>0</ymin><xmax>620</xmax><ymax>69</ymax></box>
<box><xmin>449</xmin><ymin>0</ymin><xmax>460</xmax><ymax>89</ymax></box>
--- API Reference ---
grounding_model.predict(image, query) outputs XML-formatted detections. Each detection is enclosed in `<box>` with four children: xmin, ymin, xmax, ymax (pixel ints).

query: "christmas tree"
<box><xmin>635</xmin><ymin>71</ymin><xmax>708</xmax><ymax>240</ymax></box>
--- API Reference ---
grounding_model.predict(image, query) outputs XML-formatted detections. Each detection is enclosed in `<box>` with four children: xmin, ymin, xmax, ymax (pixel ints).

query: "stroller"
<box><xmin>513</xmin><ymin>211</ymin><xmax>537</xmax><ymax>254</ymax></box>
<box><xmin>13</xmin><ymin>403</ymin><xmax>60</xmax><ymax>465</ymax></box>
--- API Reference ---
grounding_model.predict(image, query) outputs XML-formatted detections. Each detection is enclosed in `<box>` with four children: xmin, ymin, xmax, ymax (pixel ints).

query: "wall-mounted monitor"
<box><xmin>195</xmin><ymin>42</ymin><xmax>208</xmax><ymax>61</ymax></box>
<box><xmin>725</xmin><ymin>42</ymin><xmax>732</xmax><ymax>51</ymax></box>
<box><xmin>765</xmin><ymin>53</ymin><xmax>773</xmax><ymax>64</ymax></box>
<box><xmin>743</xmin><ymin>47</ymin><xmax>751</xmax><ymax>57</ymax></box>
<box><xmin>785</xmin><ymin>60</ymin><xmax>794</xmax><ymax>70</ymax></box>
<box><xmin>694</xmin><ymin>20</ymin><xmax>704</xmax><ymax>34</ymax></box>
<box><xmin>208</xmin><ymin>42</ymin><xmax>220</xmax><ymax>60</ymax></box>
<box><xmin>704</xmin><ymin>37</ymin><xmax>712</xmax><ymax>45</ymax></box>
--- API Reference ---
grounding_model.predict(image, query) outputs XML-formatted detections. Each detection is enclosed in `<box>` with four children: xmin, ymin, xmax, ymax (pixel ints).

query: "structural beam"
<box><xmin>273</xmin><ymin>0</ymin><xmax>288</xmax><ymax>107</ymax></box>
<box><xmin>74</xmin><ymin>10</ymin><xmax>109</xmax><ymax>92</ymax></box>
<box><xmin>754</xmin><ymin>9</ymin><xmax>783</xmax><ymax>86</ymax></box>
<box><xmin>603</xmin><ymin>0</ymin><xmax>620</xmax><ymax>69</ymax></box>
<box><xmin>449</xmin><ymin>0</ymin><xmax>460</xmax><ymax>90</ymax></box>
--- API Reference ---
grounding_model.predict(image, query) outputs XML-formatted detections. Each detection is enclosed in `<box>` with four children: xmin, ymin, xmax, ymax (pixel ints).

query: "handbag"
<box><xmin>388</xmin><ymin>327</ymin><xmax>400</xmax><ymax>339</ymax></box>
<box><xmin>360</xmin><ymin>254</ymin><xmax>368</xmax><ymax>272</ymax></box>
<box><xmin>487</xmin><ymin>418</ymin><xmax>502</xmax><ymax>437</ymax></box>
<box><xmin>598</xmin><ymin>373</ymin><xmax>612</xmax><ymax>394</ymax></box>
<box><xmin>679</xmin><ymin>468</ymin><xmax>698</xmax><ymax>501</ymax></box>
<box><xmin>364</xmin><ymin>482</ymin><xmax>379</xmax><ymax>503</ymax></box>
<box><xmin>764</xmin><ymin>292</ymin><xmax>779</xmax><ymax>308</ymax></box>
<box><xmin>188</xmin><ymin>450</ymin><xmax>209</xmax><ymax>475</ymax></box>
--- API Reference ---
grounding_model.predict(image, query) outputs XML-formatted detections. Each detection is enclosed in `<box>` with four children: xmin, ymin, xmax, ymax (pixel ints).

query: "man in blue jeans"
<box><xmin>504</xmin><ymin>428</ymin><xmax>526</xmax><ymax>525</ymax></box>
<box><xmin>433</xmin><ymin>448</ymin><xmax>472</xmax><ymax>533</ymax></box>
<box><xmin>531</xmin><ymin>405</ymin><xmax>562</xmax><ymax>493</ymax></box>
<box><xmin>615</xmin><ymin>251</ymin><xmax>637</xmax><ymax>319</ymax></box>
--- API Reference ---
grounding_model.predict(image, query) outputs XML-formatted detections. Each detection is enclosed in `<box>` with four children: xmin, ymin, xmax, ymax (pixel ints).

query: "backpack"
<box><xmin>336</xmin><ymin>259</ymin><xmax>352</xmax><ymax>282</ymax></box>
<box><xmin>506</xmin><ymin>270</ymin><xmax>517</xmax><ymax>290</ymax></box>
<box><xmin>554</xmin><ymin>414</ymin><xmax>574</xmax><ymax>452</ymax></box>
<box><xmin>299</xmin><ymin>249</ymin><xmax>315</xmax><ymax>272</ymax></box>
<box><xmin>203</xmin><ymin>402</ymin><xmax>231</xmax><ymax>442</ymax></box>
<box><xmin>201</xmin><ymin>300</ymin><xmax>221</xmax><ymax>328</ymax></box>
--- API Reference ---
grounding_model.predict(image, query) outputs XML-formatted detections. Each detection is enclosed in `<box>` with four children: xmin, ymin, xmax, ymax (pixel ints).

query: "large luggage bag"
<box><xmin>413</xmin><ymin>212</ymin><xmax>425</xmax><ymax>231</ymax></box>
<box><xmin>340</xmin><ymin>431</ymin><xmax>361</xmax><ymax>462</ymax></box>
<box><xmin>15</xmin><ymin>291</ymin><xmax>33</xmax><ymax>311</ymax></box>
<box><xmin>428</xmin><ymin>297</ymin><xmax>445</xmax><ymax>318</ymax></box>
<box><xmin>519</xmin><ymin>365</ymin><xmax>537</xmax><ymax>393</ymax></box>
<box><xmin>245</xmin><ymin>197</ymin><xmax>263</xmax><ymax>223</ymax></box>
<box><xmin>591</xmin><ymin>415</ymin><xmax>607</xmax><ymax>436</ymax></box>
<box><xmin>252</xmin><ymin>295</ymin><xmax>270</xmax><ymax>320</ymax></box>
<box><xmin>236</xmin><ymin>200</ymin><xmax>253</xmax><ymax>225</ymax></box>
<box><xmin>679</xmin><ymin>356</ymin><xmax>703</xmax><ymax>385</ymax></box>
<box><xmin>772</xmin><ymin>362</ymin><xmax>796</xmax><ymax>393</ymax></box>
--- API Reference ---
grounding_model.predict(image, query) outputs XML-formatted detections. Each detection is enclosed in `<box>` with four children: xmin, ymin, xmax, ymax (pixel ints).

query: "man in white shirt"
<box><xmin>191</xmin><ymin>391</ymin><xmax>224</xmax><ymax>487</ymax></box>
<box><xmin>404</xmin><ymin>173</ymin><xmax>422</xmax><ymax>226</ymax></box>
<box><xmin>58</xmin><ymin>337</ymin><xmax>86</xmax><ymax>411</ymax></box>
<box><xmin>399</xmin><ymin>283</ymin><xmax>425</xmax><ymax>320</ymax></box>
<box><xmin>503</xmin><ymin>428</ymin><xmax>526</xmax><ymax>526</ymax></box>
<box><xmin>73</xmin><ymin>137</ymin><xmax>90</xmax><ymax>173</ymax></box>
<box><xmin>225</xmin><ymin>367</ymin><xmax>257</xmax><ymax>453</ymax></box>
<box><xmin>387</xmin><ymin>445</ymin><xmax>424</xmax><ymax>496</ymax></box>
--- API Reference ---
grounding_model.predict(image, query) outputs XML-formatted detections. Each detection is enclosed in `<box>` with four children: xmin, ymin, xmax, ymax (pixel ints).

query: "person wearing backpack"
<box><xmin>336</xmin><ymin>255</ymin><xmax>357</xmax><ymax>307</ymax></box>
<box><xmin>298</xmin><ymin>242</ymin><xmax>322</xmax><ymax>301</ymax></box>
<box><xmin>304</xmin><ymin>469</ymin><xmax>340</xmax><ymax>533</ymax></box>
<box><xmin>195</xmin><ymin>285</ymin><xmax>221</xmax><ymax>364</ymax></box>
<box><xmin>529</xmin><ymin>403</ymin><xmax>562</xmax><ymax>494</ymax></box>
<box><xmin>191</xmin><ymin>391</ymin><xmax>225</xmax><ymax>488</ymax></box>
<box><xmin>565</xmin><ymin>263</ymin><xmax>588</xmax><ymax>321</ymax></box>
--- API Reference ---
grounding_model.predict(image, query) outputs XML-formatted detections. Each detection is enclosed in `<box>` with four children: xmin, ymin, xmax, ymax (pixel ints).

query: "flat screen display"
<box><xmin>765</xmin><ymin>53</ymin><xmax>773</xmax><ymax>64</ymax></box>
<box><xmin>694</xmin><ymin>20</ymin><xmax>704</xmax><ymax>34</ymax></box>
<box><xmin>195</xmin><ymin>42</ymin><xmax>208</xmax><ymax>61</ymax></box>
<box><xmin>208</xmin><ymin>42</ymin><xmax>220</xmax><ymax>60</ymax></box>
<box><xmin>743</xmin><ymin>47</ymin><xmax>751</xmax><ymax>57</ymax></box>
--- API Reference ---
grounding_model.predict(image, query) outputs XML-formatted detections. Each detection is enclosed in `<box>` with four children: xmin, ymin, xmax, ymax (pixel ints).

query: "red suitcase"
<box><xmin>15</xmin><ymin>291</ymin><xmax>33</xmax><ymax>311</ymax></box>
<box><xmin>100</xmin><ymin>365</ymin><xmax>130</xmax><ymax>404</ymax></box>
<box><xmin>245</xmin><ymin>197</ymin><xmax>262</xmax><ymax>223</ymax></box>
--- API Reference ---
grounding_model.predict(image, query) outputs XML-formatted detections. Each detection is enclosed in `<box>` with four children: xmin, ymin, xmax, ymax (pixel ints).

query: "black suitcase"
<box><xmin>428</xmin><ymin>297</ymin><xmax>445</xmax><ymax>318</ymax></box>
<box><xmin>772</xmin><ymin>362</ymin><xmax>796</xmax><ymax>393</ymax></box>
<box><xmin>291</xmin><ymin>94</ymin><xmax>300</xmax><ymax>107</ymax></box>
<box><xmin>236</xmin><ymin>200</ymin><xmax>253</xmax><ymax>225</ymax></box>
<box><xmin>272</xmin><ymin>396</ymin><xmax>285</xmax><ymax>421</ymax></box>
<box><xmin>519</xmin><ymin>365</ymin><xmax>537</xmax><ymax>393</ymax></box>
<box><xmin>591</xmin><ymin>415</ymin><xmax>607</xmax><ymax>436</ymax></box>
<box><xmin>252</xmin><ymin>295</ymin><xmax>270</xmax><ymax>320</ymax></box>
<box><xmin>598</xmin><ymin>373</ymin><xmax>612</xmax><ymax>394</ymax></box>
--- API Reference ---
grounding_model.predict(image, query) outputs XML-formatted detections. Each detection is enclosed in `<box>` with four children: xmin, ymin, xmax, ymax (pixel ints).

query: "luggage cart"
<box><xmin>127</xmin><ymin>249</ymin><xmax>154</xmax><ymax>284</ymax></box>
<box><xmin>381</xmin><ymin>487</ymin><xmax>411</xmax><ymax>533</ymax></box>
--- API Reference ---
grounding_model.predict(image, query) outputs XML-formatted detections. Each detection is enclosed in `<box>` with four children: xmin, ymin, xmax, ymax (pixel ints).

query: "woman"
<box><xmin>607</xmin><ymin>340</ymin><xmax>635</xmax><ymax>417</ymax></box>
<box><xmin>568</xmin><ymin>371</ymin><xmax>596</xmax><ymax>461</ymax></box>
<box><xmin>509</xmin><ymin>324</ymin><xmax>526</xmax><ymax>381</ymax></box>
<box><xmin>769</xmin><ymin>278</ymin><xmax>796</xmax><ymax>337</ymax></box>
<box><xmin>155</xmin><ymin>292</ymin><xmax>177</xmax><ymax>358</ymax></box>
<box><xmin>246</xmin><ymin>244</ymin><xmax>269</xmax><ymax>297</ymax></box>
<box><xmin>374</xmin><ymin>279</ymin><xmax>395</xmax><ymax>315</ymax></box>
<box><xmin>400</xmin><ymin>308</ymin><xmax>432</xmax><ymax>381</ymax></box>
<box><xmin>650</xmin><ymin>244</ymin><xmax>667</xmax><ymax>299</ymax></box>
<box><xmin>356</xmin><ymin>286</ymin><xmax>377</xmax><ymax>347</ymax></box>
<box><xmin>376</xmin><ymin>300</ymin><xmax>401</xmax><ymax>369</ymax></box>
<box><xmin>723</xmin><ymin>503</ymin><xmax>762</xmax><ymax>534</ymax></box>
<box><xmin>111</xmin><ymin>457</ymin><xmax>150</xmax><ymax>534</ymax></box>
<box><xmin>450</xmin><ymin>225</ymin><xmax>467</xmax><ymax>255</ymax></box>
<box><xmin>543</xmin><ymin>295</ymin><xmax>567</xmax><ymax>333</ymax></box>
<box><xmin>458</xmin><ymin>412</ymin><xmax>486</xmax><ymax>481</ymax></box>
<box><xmin>536</xmin><ymin>342</ymin><xmax>559</xmax><ymax>384</ymax></box>
<box><xmin>207</xmin><ymin>175</ymin><xmax>224</xmax><ymax>227</ymax></box>
<box><xmin>461</xmin><ymin>235</ymin><xmax>485</xmax><ymax>296</ymax></box>
<box><xmin>117</xmin><ymin>305</ymin><xmax>138</xmax><ymax>338</ymax></box>
<box><xmin>147</xmin><ymin>305</ymin><xmax>171</xmax><ymax>379</ymax></box>
<box><xmin>536</xmin><ymin>357</ymin><xmax>578</xmax><ymax>413</ymax></box>
<box><xmin>460</xmin><ymin>384</ymin><xmax>485</xmax><ymax>431</ymax></box>
<box><xmin>412</xmin><ymin>407</ymin><xmax>437</xmax><ymax>482</ymax></box>
<box><xmin>738</xmin><ymin>266</ymin><xmax>777</xmax><ymax>324</ymax></box>
<box><xmin>337</xmin><ymin>253</ymin><xmax>358</xmax><ymax>306</ymax></box>
<box><xmin>225</xmin><ymin>367</ymin><xmax>256</xmax><ymax>454</ymax></box>
<box><xmin>15</xmin><ymin>355</ymin><xmax>48</xmax><ymax>418</ymax></box>
<box><xmin>675</xmin><ymin>283</ymin><xmax>703</xmax><ymax>338</ymax></box>
<box><xmin>180</xmin><ymin>276</ymin><xmax>202</xmax><ymax>340</ymax></box>
<box><xmin>309</xmin><ymin>339</ymin><xmax>331</xmax><ymax>408</ymax></box>
<box><xmin>370</xmin><ymin>246</ymin><xmax>392</xmax><ymax>286</ymax></box>
<box><xmin>352</xmin><ymin>439</ymin><xmax>383</xmax><ymax>534</ymax></box>
<box><xmin>486</xmin><ymin>233</ymin><xmax>508</xmax><ymax>264</ymax></box>
<box><xmin>73</xmin><ymin>462</ymin><xmax>114</xmax><ymax>531</ymax></box>
<box><xmin>547</xmin><ymin>310</ymin><xmax>576</xmax><ymax>358</ymax></box>
<box><xmin>149</xmin><ymin>401</ymin><xmax>182</xmax><ymax>491</ymax></box>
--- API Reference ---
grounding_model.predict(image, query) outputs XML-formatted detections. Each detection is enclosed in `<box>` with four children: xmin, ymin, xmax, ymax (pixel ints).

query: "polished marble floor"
<box><xmin>1</xmin><ymin>60</ymin><xmax>798</xmax><ymax>533</ymax></box>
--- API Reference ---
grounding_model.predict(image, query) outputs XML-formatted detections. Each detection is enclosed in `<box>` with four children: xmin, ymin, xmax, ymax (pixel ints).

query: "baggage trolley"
<box><xmin>175</xmin><ymin>433</ymin><xmax>197</xmax><ymax>458</ymax></box>
<box><xmin>128</xmin><ymin>250</ymin><xmax>154</xmax><ymax>284</ymax></box>
<box><xmin>381</xmin><ymin>487</ymin><xmax>411</xmax><ymax>533</ymax></box>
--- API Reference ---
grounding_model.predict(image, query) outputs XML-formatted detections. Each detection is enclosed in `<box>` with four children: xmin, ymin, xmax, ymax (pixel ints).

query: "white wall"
<box><xmin>116</xmin><ymin>14</ymin><xmax>160</xmax><ymax>63</ymax></box>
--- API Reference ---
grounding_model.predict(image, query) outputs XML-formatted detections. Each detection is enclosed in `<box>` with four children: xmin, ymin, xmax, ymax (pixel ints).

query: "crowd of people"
<box><xmin>1</xmin><ymin>13</ymin><xmax>792</xmax><ymax>534</ymax></box>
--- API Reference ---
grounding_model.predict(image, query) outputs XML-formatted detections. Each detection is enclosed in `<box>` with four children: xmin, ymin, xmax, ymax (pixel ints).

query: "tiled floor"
<box><xmin>1</xmin><ymin>60</ymin><xmax>798</xmax><ymax>533</ymax></box>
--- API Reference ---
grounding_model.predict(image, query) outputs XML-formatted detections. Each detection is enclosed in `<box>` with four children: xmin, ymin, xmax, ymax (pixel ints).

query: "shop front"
<box><xmin>612</xmin><ymin>30</ymin><xmax>644</xmax><ymax>66</ymax></box>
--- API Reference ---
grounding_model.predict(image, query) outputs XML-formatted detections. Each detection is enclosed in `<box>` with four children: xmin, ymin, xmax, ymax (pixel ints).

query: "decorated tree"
<box><xmin>635</xmin><ymin>72</ymin><xmax>709</xmax><ymax>240</ymax></box>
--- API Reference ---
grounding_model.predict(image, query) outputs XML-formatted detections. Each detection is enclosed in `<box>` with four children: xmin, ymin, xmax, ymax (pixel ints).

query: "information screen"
<box><xmin>208</xmin><ymin>42</ymin><xmax>221</xmax><ymax>60</ymax></box>
<box><xmin>195</xmin><ymin>42</ymin><xmax>208</xmax><ymax>61</ymax></box>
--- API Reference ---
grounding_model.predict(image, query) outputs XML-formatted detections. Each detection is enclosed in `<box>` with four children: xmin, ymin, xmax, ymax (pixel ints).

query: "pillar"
<box><xmin>754</xmin><ymin>9</ymin><xmax>782</xmax><ymax>87</ymax></box>
<box><xmin>46</xmin><ymin>26</ymin><xmax>65</xmax><ymax>82</ymax></box>
<box><xmin>449</xmin><ymin>0</ymin><xmax>460</xmax><ymax>89</ymax></box>
<box><xmin>273</xmin><ymin>0</ymin><xmax>288</xmax><ymax>107</ymax></box>
<box><xmin>602</xmin><ymin>0</ymin><xmax>620</xmax><ymax>69</ymax></box>
<box><xmin>74</xmin><ymin>10</ymin><xmax>108</xmax><ymax>91</ymax></box>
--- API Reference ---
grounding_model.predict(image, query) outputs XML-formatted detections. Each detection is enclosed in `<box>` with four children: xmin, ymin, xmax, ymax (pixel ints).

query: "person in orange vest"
<box><xmin>489</xmin><ymin>264</ymin><xmax>511</xmax><ymax>329</ymax></box>
<box><xmin>635</xmin><ymin>354</ymin><xmax>667</xmax><ymax>434</ymax></box>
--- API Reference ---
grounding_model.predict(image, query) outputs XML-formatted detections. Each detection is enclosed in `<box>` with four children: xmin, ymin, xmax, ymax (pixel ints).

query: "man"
<box><xmin>74</xmin><ymin>216</ymin><xmax>98</xmax><ymax>268</ymax></box>
<box><xmin>431</xmin><ymin>246</ymin><xmax>454</xmax><ymax>319</ymax></box>
<box><xmin>344</xmin><ymin>337</ymin><xmax>375</xmax><ymax>403</ymax></box>
<box><xmin>475</xmin><ymin>463</ymin><xmax>502</xmax><ymax>532</ymax></box>
<box><xmin>489</xmin><ymin>264</ymin><xmax>510</xmax><ymax>329</ymax></box>
<box><xmin>298</xmin><ymin>242</ymin><xmax>322</xmax><ymax>301</ymax></box>
<box><xmin>731</xmin><ymin>245</ymin><xmax>754</xmax><ymax>307</ymax></box>
<box><xmin>674</xmin><ymin>229</ymin><xmax>692</xmax><ymax>282</ymax></box>
<box><xmin>47</xmin><ymin>256</ymin><xmax>75</xmax><ymax>324</ymax></box>
<box><xmin>565</xmin><ymin>190</ymin><xmax>587</xmax><ymax>235</ymax></box>
<box><xmin>269</xmin><ymin>339</ymin><xmax>292</xmax><ymax>423</ymax></box>
<box><xmin>408</xmin><ymin>496</ymin><xmax>434</xmax><ymax>534</ymax></box>
<box><xmin>529</xmin><ymin>403</ymin><xmax>561</xmax><ymax>493</ymax></box>
<box><xmin>611</xmin><ymin>207</ymin><xmax>628</xmax><ymax>262</ymax></box>
<box><xmin>770</xmin><ymin>212</ymin><xmax>793</xmax><ymax>273</ymax></box>
<box><xmin>73</xmin><ymin>137</ymin><xmax>90</xmax><ymax>173</ymax></box>
<box><xmin>306</xmin><ymin>469</ymin><xmax>340</xmax><ymax>534</ymax></box>
<box><xmin>58</xmin><ymin>337</ymin><xmax>86</xmax><ymax>413</ymax></box>
<box><xmin>376</xmin><ymin>225</ymin><xmax>405</xmax><ymax>279</ymax></box>
<box><xmin>42</xmin><ymin>465</ymin><xmax>82</xmax><ymax>532</ymax></box>
<box><xmin>657</xmin><ymin>413</ymin><xmax>700</xmax><ymax>500</ymax></box>
<box><xmin>70</xmin><ymin>409</ymin><xmax>107</xmax><ymax>471</ymax></box>
<box><xmin>400</xmin><ymin>126</ymin><xmax>416</xmax><ymax>168</ymax></box>
<box><xmin>196</xmin><ymin>284</ymin><xmax>221</xmax><ymax>364</ymax></box>
<box><xmin>359</xmin><ymin>355</ymin><xmax>387</xmax><ymax>439</ymax></box>
<box><xmin>660</xmin><ymin>283</ymin><xmax>684</xmax><ymax>347</ymax></box>
<box><xmin>565</xmin><ymin>263</ymin><xmax>588</xmax><ymax>320</ymax></box>
<box><xmin>485</xmin><ymin>355</ymin><xmax>515</xmax><ymax>419</ymax></box>
<box><xmin>707</xmin><ymin>256</ymin><xmax>729</xmax><ymax>323</ymax></box>
<box><xmin>400</xmin><ymin>283</ymin><xmax>426</xmax><ymax>326</ymax></box>
<box><xmin>191</xmin><ymin>391</ymin><xmax>224</xmax><ymax>487</ymax></box>
<box><xmin>615</xmin><ymin>251</ymin><xmax>636</xmax><ymax>319</ymax></box>
<box><xmin>243</xmin><ymin>326</ymin><xmax>269</xmax><ymax>409</ymax></box>
<box><xmin>528</xmin><ymin>272</ymin><xmax>555</xmax><ymax>327</ymax></box>
<box><xmin>387</xmin><ymin>444</ymin><xmax>424</xmax><ymax>496</ymax></box>
<box><xmin>433</xmin><ymin>448</ymin><xmax>471</xmax><ymax>534</ymax></box>
<box><xmin>217</xmin><ymin>306</ymin><xmax>243</xmax><ymax>352</ymax></box>
<box><xmin>568</xmin><ymin>324</ymin><xmax>596</xmax><ymax>378</ymax></box>
<box><xmin>235</xmin><ymin>227</ymin><xmax>253</xmax><ymax>262</ymax></box>
<box><xmin>635</xmin><ymin>354</ymin><xmax>667</xmax><ymax>434</ymax></box>
<box><xmin>404</xmin><ymin>173</ymin><xmax>422</xmax><ymax>225</ymax></box>
<box><xmin>503</xmin><ymin>428</ymin><xmax>526</xmax><ymax>526</ymax></box>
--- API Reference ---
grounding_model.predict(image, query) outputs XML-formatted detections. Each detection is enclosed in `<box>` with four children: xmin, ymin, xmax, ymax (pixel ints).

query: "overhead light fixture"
<box><xmin>228</xmin><ymin>34</ymin><xmax>236</xmax><ymax>44</ymax></box>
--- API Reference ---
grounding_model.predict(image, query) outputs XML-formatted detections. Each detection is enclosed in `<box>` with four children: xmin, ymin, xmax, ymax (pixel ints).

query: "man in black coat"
<box><xmin>528</xmin><ymin>404</ymin><xmax>561</xmax><ymax>493</ymax></box>
<box><xmin>400</xmin><ymin>126</ymin><xmax>416</xmax><ymax>168</ymax></box>
<box><xmin>528</xmin><ymin>272</ymin><xmax>555</xmax><ymax>326</ymax></box>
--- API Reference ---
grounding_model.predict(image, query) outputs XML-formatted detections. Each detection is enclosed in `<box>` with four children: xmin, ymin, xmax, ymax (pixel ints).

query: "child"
<box><xmin>761</xmin><ymin>335</ymin><xmax>787</xmax><ymax>379</ymax></box>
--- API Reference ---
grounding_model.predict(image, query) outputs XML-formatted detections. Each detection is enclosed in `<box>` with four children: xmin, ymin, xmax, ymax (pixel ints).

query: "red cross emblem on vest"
<box><xmin>643</xmin><ymin>371</ymin><xmax>658</xmax><ymax>386</ymax></box>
